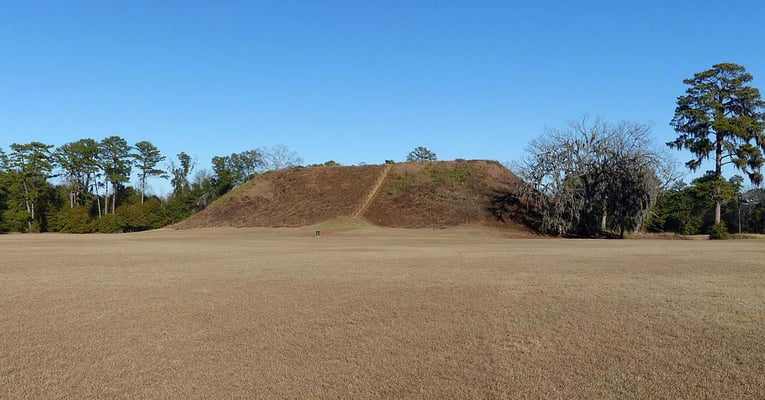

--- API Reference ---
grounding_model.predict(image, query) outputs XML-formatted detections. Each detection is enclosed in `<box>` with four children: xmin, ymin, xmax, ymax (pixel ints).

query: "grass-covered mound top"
<box><xmin>176</xmin><ymin>160</ymin><xmax>533</xmax><ymax>231</ymax></box>
<box><xmin>365</xmin><ymin>160</ymin><xmax>528</xmax><ymax>228</ymax></box>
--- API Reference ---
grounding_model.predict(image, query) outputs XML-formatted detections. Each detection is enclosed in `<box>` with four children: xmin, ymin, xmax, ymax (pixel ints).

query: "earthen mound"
<box><xmin>176</xmin><ymin>160</ymin><xmax>535</xmax><ymax>232</ymax></box>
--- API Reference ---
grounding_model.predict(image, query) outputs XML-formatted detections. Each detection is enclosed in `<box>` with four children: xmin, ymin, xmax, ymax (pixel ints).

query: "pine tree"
<box><xmin>132</xmin><ymin>141</ymin><xmax>167</xmax><ymax>203</ymax></box>
<box><xmin>669</xmin><ymin>63</ymin><xmax>765</xmax><ymax>226</ymax></box>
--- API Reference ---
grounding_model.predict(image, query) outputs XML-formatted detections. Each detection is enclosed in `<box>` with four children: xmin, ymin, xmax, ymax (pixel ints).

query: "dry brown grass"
<box><xmin>1</xmin><ymin>228</ymin><xmax>764</xmax><ymax>399</ymax></box>
<box><xmin>176</xmin><ymin>165</ymin><xmax>385</xmax><ymax>228</ymax></box>
<box><xmin>364</xmin><ymin>160</ymin><xmax>528</xmax><ymax>229</ymax></box>
<box><xmin>176</xmin><ymin>161</ymin><xmax>535</xmax><ymax>232</ymax></box>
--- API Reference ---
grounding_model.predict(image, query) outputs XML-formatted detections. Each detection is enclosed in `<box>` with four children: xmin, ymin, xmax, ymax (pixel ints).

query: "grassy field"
<box><xmin>1</xmin><ymin>227</ymin><xmax>763</xmax><ymax>399</ymax></box>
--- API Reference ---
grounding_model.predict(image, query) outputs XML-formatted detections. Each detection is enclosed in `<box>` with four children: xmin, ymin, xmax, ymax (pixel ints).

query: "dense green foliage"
<box><xmin>0</xmin><ymin>138</ymin><xmax>302</xmax><ymax>233</ymax></box>
<box><xmin>647</xmin><ymin>173</ymin><xmax>765</xmax><ymax>235</ymax></box>
<box><xmin>708</xmin><ymin>222</ymin><xmax>729</xmax><ymax>240</ymax></box>
<box><xmin>669</xmin><ymin>63</ymin><xmax>765</xmax><ymax>225</ymax></box>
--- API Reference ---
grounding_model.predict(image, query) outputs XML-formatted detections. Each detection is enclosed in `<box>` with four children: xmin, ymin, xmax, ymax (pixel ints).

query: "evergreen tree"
<box><xmin>0</xmin><ymin>147</ymin><xmax>8</xmax><ymax>231</ymax></box>
<box><xmin>99</xmin><ymin>136</ymin><xmax>133</xmax><ymax>215</ymax></box>
<box><xmin>54</xmin><ymin>138</ymin><xmax>100</xmax><ymax>208</ymax></box>
<box><xmin>669</xmin><ymin>63</ymin><xmax>765</xmax><ymax>228</ymax></box>
<box><xmin>0</xmin><ymin>146</ymin><xmax>7</xmax><ymax>169</ymax></box>
<box><xmin>132</xmin><ymin>141</ymin><xmax>167</xmax><ymax>203</ymax></box>
<box><xmin>407</xmin><ymin>146</ymin><xmax>437</xmax><ymax>162</ymax></box>
<box><xmin>7</xmin><ymin>142</ymin><xmax>55</xmax><ymax>231</ymax></box>
<box><xmin>170</xmin><ymin>152</ymin><xmax>194</xmax><ymax>196</ymax></box>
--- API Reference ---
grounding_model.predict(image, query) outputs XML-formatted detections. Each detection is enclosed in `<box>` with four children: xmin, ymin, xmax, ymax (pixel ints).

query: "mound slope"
<box><xmin>176</xmin><ymin>160</ymin><xmax>533</xmax><ymax>231</ymax></box>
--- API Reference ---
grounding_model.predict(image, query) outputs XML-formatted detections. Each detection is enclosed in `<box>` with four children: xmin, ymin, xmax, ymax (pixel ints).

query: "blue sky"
<box><xmin>1</xmin><ymin>1</ymin><xmax>764</xmax><ymax>195</ymax></box>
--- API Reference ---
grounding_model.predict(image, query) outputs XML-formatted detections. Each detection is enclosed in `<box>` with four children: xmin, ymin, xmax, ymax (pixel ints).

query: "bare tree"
<box><xmin>517</xmin><ymin>116</ymin><xmax>671</xmax><ymax>237</ymax></box>
<box><xmin>260</xmin><ymin>145</ymin><xmax>303</xmax><ymax>171</ymax></box>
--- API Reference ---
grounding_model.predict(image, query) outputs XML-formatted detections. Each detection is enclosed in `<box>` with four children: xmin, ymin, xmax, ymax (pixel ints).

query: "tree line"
<box><xmin>647</xmin><ymin>173</ymin><xmax>765</xmax><ymax>236</ymax></box>
<box><xmin>0</xmin><ymin>139</ymin><xmax>302</xmax><ymax>233</ymax></box>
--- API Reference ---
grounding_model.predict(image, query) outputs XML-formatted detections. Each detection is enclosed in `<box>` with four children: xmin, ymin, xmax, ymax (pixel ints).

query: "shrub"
<box><xmin>383</xmin><ymin>172</ymin><xmax>417</xmax><ymax>194</ymax></box>
<box><xmin>709</xmin><ymin>222</ymin><xmax>729</xmax><ymax>240</ymax></box>
<box><xmin>118</xmin><ymin>199</ymin><xmax>172</xmax><ymax>232</ymax></box>
<box><xmin>49</xmin><ymin>206</ymin><xmax>93</xmax><ymax>233</ymax></box>
<box><xmin>1</xmin><ymin>209</ymin><xmax>29</xmax><ymax>232</ymax></box>
<box><xmin>92</xmin><ymin>214</ymin><xmax>124</xmax><ymax>233</ymax></box>
<box><xmin>28</xmin><ymin>220</ymin><xmax>42</xmax><ymax>233</ymax></box>
<box><xmin>426</xmin><ymin>164</ymin><xmax>472</xmax><ymax>185</ymax></box>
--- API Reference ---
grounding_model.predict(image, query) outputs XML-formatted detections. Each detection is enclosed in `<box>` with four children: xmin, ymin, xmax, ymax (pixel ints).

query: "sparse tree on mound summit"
<box><xmin>669</xmin><ymin>63</ymin><xmax>765</xmax><ymax>230</ymax></box>
<box><xmin>260</xmin><ymin>145</ymin><xmax>303</xmax><ymax>171</ymax></box>
<box><xmin>407</xmin><ymin>146</ymin><xmax>437</xmax><ymax>162</ymax></box>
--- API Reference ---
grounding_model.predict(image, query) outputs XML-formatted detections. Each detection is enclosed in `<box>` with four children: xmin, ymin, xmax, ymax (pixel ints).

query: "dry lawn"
<box><xmin>1</xmin><ymin>227</ymin><xmax>763</xmax><ymax>399</ymax></box>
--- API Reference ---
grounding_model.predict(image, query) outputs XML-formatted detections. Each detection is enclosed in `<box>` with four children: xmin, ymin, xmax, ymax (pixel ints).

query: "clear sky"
<box><xmin>1</xmin><ymin>1</ymin><xmax>764</xmax><ymax>196</ymax></box>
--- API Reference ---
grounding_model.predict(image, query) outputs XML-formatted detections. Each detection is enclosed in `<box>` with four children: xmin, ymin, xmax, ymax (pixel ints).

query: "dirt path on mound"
<box><xmin>354</xmin><ymin>163</ymin><xmax>392</xmax><ymax>218</ymax></box>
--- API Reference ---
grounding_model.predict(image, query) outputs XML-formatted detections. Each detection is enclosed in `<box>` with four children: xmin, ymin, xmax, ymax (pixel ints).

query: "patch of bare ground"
<box><xmin>1</xmin><ymin>228</ymin><xmax>763</xmax><ymax>399</ymax></box>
